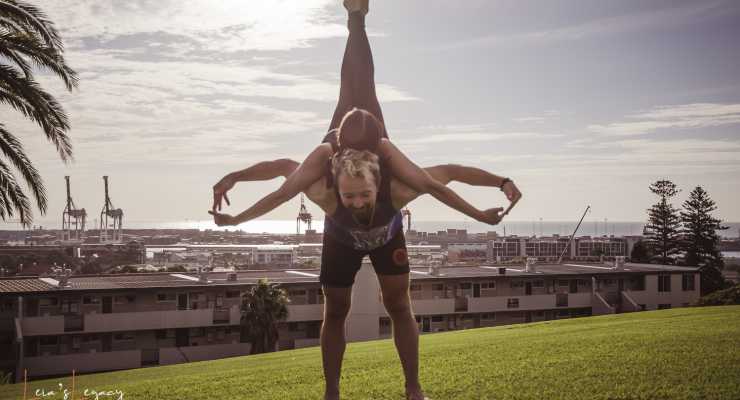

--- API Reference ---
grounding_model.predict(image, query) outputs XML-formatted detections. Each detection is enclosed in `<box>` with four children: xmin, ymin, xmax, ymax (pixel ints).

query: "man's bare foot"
<box><xmin>406</xmin><ymin>387</ymin><xmax>429</xmax><ymax>400</ymax></box>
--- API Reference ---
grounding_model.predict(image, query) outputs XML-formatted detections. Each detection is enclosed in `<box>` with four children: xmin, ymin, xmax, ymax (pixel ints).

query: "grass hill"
<box><xmin>2</xmin><ymin>305</ymin><xmax>739</xmax><ymax>399</ymax></box>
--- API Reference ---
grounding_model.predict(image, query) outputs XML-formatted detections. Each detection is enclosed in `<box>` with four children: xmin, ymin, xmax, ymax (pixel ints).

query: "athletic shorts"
<box><xmin>319</xmin><ymin>230</ymin><xmax>410</xmax><ymax>288</ymax></box>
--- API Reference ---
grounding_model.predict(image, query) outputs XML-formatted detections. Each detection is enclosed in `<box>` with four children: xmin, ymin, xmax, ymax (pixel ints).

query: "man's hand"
<box><xmin>502</xmin><ymin>181</ymin><xmax>522</xmax><ymax>217</ymax></box>
<box><xmin>208</xmin><ymin>210</ymin><xmax>237</xmax><ymax>226</ymax></box>
<box><xmin>212</xmin><ymin>174</ymin><xmax>235</xmax><ymax>212</ymax></box>
<box><xmin>479</xmin><ymin>207</ymin><xmax>505</xmax><ymax>225</ymax></box>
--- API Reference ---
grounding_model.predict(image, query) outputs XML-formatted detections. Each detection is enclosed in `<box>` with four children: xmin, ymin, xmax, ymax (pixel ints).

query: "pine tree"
<box><xmin>679</xmin><ymin>186</ymin><xmax>730</xmax><ymax>295</ymax></box>
<box><xmin>630</xmin><ymin>240</ymin><xmax>650</xmax><ymax>263</ymax></box>
<box><xmin>643</xmin><ymin>180</ymin><xmax>682</xmax><ymax>265</ymax></box>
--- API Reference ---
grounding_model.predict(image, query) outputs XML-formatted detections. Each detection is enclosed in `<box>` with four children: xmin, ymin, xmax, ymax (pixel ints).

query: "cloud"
<box><xmin>588</xmin><ymin>103</ymin><xmax>740</xmax><ymax>136</ymax></box>
<box><xmin>436</xmin><ymin>1</ymin><xmax>727</xmax><ymax>51</ymax></box>
<box><xmin>44</xmin><ymin>0</ymin><xmax>347</xmax><ymax>52</ymax></box>
<box><xmin>398</xmin><ymin>131</ymin><xmax>562</xmax><ymax>146</ymax></box>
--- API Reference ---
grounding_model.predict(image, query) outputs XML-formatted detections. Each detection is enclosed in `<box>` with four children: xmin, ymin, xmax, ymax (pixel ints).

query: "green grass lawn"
<box><xmin>3</xmin><ymin>305</ymin><xmax>739</xmax><ymax>400</ymax></box>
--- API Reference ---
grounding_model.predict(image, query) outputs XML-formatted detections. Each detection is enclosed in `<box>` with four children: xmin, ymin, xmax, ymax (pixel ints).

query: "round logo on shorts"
<box><xmin>392</xmin><ymin>248</ymin><xmax>408</xmax><ymax>266</ymax></box>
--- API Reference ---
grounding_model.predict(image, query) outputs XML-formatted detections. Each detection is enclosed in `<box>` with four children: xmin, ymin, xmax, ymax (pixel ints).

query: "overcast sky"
<box><xmin>3</xmin><ymin>0</ymin><xmax>740</xmax><ymax>229</ymax></box>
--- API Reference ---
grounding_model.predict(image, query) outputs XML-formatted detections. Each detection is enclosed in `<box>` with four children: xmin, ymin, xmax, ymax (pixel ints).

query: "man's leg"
<box><xmin>377</xmin><ymin>273</ymin><xmax>426</xmax><ymax>399</ymax></box>
<box><xmin>321</xmin><ymin>285</ymin><xmax>352</xmax><ymax>400</ymax></box>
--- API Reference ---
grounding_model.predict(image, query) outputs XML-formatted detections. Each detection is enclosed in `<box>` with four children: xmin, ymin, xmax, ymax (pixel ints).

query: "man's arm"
<box><xmin>212</xmin><ymin>159</ymin><xmax>299</xmax><ymax>211</ymax></box>
<box><xmin>210</xmin><ymin>144</ymin><xmax>333</xmax><ymax>226</ymax></box>
<box><xmin>379</xmin><ymin>140</ymin><xmax>504</xmax><ymax>224</ymax></box>
<box><xmin>391</xmin><ymin>164</ymin><xmax>522</xmax><ymax>222</ymax></box>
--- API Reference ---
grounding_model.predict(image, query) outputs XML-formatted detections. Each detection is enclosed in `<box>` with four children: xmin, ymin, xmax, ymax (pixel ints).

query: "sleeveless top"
<box><xmin>321</xmin><ymin>130</ymin><xmax>403</xmax><ymax>251</ymax></box>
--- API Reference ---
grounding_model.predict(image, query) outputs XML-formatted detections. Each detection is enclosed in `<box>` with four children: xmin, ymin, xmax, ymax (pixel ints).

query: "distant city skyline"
<box><xmin>2</xmin><ymin>0</ymin><xmax>740</xmax><ymax>230</ymax></box>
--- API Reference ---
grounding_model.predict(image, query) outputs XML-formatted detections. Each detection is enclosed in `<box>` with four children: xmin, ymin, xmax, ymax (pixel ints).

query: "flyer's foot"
<box><xmin>343</xmin><ymin>0</ymin><xmax>368</xmax><ymax>15</ymax></box>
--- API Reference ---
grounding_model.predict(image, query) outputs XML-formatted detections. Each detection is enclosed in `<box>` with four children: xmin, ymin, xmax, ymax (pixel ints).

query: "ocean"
<box><xmin>59</xmin><ymin>219</ymin><xmax>740</xmax><ymax>238</ymax></box>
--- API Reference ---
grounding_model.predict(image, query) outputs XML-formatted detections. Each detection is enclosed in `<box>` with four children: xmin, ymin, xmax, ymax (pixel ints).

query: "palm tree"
<box><xmin>240</xmin><ymin>278</ymin><xmax>289</xmax><ymax>354</ymax></box>
<box><xmin>1</xmin><ymin>0</ymin><xmax>78</xmax><ymax>226</ymax></box>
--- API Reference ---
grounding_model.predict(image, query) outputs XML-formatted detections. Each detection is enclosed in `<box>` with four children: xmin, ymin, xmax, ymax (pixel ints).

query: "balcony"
<box><xmin>84</xmin><ymin>308</ymin><xmax>216</xmax><ymax>333</ymax></box>
<box><xmin>410</xmin><ymin>298</ymin><xmax>456</xmax><ymax>315</ymax></box>
<box><xmin>20</xmin><ymin>315</ymin><xmax>65</xmax><ymax>336</ymax></box>
<box><xmin>213</xmin><ymin>308</ymin><xmax>230</xmax><ymax>324</ymax></box>
<box><xmin>454</xmin><ymin>296</ymin><xmax>468</xmax><ymax>312</ymax></box>
<box><xmin>285</xmin><ymin>304</ymin><xmax>324</xmax><ymax>322</ymax></box>
<box><xmin>64</xmin><ymin>314</ymin><xmax>84</xmax><ymax>332</ymax></box>
<box><xmin>468</xmin><ymin>293</ymin><xmax>592</xmax><ymax>313</ymax></box>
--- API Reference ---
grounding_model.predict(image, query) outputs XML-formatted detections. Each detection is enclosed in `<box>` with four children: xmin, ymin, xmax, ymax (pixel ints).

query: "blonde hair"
<box><xmin>332</xmin><ymin>148</ymin><xmax>381</xmax><ymax>188</ymax></box>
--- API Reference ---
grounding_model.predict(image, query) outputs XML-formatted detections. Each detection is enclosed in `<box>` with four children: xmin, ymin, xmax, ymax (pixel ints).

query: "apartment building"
<box><xmin>0</xmin><ymin>259</ymin><xmax>700</xmax><ymax>382</ymax></box>
<box><xmin>487</xmin><ymin>236</ymin><xmax>641</xmax><ymax>262</ymax></box>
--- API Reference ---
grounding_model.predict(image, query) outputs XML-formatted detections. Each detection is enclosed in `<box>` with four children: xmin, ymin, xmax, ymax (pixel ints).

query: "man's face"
<box><xmin>337</xmin><ymin>173</ymin><xmax>378</xmax><ymax>224</ymax></box>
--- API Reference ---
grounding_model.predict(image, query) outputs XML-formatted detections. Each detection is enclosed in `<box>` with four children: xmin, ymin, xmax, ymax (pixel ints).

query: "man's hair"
<box><xmin>332</xmin><ymin>148</ymin><xmax>381</xmax><ymax>188</ymax></box>
<box><xmin>337</xmin><ymin>107</ymin><xmax>386</xmax><ymax>153</ymax></box>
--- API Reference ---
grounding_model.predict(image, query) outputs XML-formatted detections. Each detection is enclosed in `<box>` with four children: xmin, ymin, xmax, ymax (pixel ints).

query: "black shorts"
<box><xmin>320</xmin><ymin>230</ymin><xmax>410</xmax><ymax>288</ymax></box>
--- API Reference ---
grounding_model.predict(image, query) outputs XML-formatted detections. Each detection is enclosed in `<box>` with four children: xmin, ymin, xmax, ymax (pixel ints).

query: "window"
<box><xmin>532</xmin><ymin>280</ymin><xmax>544</xmax><ymax>288</ymax></box>
<box><xmin>431</xmin><ymin>284</ymin><xmax>444</xmax><ymax>291</ymax></box>
<box><xmin>557</xmin><ymin>310</ymin><xmax>569</xmax><ymax>317</ymax></box>
<box><xmin>226</xmin><ymin>290</ymin><xmax>241</xmax><ymax>298</ymax></box>
<box><xmin>410</xmin><ymin>284</ymin><xmax>422</xmax><ymax>291</ymax></box>
<box><xmin>288</xmin><ymin>322</ymin><xmax>301</xmax><ymax>332</ymax></box>
<box><xmin>114</xmin><ymin>296</ymin><xmax>128</xmax><ymax>304</ymax></box>
<box><xmin>509</xmin><ymin>281</ymin><xmax>523</xmax><ymax>288</ymax></box>
<box><xmin>658</xmin><ymin>304</ymin><xmax>672</xmax><ymax>310</ymax></box>
<box><xmin>507</xmin><ymin>298</ymin><xmax>519</xmax><ymax>309</ymax></box>
<box><xmin>157</xmin><ymin>293</ymin><xmax>176</xmax><ymax>302</ymax></box>
<box><xmin>488</xmin><ymin>281</ymin><xmax>496</xmax><ymax>289</ymax></box>
<box><xmin>431</xmin><ymin>316</ymin><xmax>444</xmax><ymax>322</ymax></box>
<box><xmin>40</xmin><ymin>297</ymin><xmax>58</xmax><ymax>306</ymax></box>
<box><xmin>603</xmin><ymin>279</ymin><xmax>614</xmax><ymax>285</ymax></box>
<box><xmin>658</xmin><ymin>274</ymin><xmax>671</xmax><ymax>292</ymax></box>
<box><xmin>113</xmin><ymin>332</ymin><xmax>135</xmax><ymax>341</ymax></box>
<box><xmin>82</xmin><ymin>296</ymin><xmax>100</xmax><ymax>305</ymax></box>
<box><xmin>682</xmin><ymin>273</ymin><xmax>695</xmax><ymax>291</ymax></box>
<box><xmin>40</xmin><ymin>336</ymin><xmax>58</xmax><ymax>346</ymax></box>
<box><xmin>481</xmin><ymin>313</ymin><xmax>496</xmax><ymax>320</ymax></box>
<box><xmin>190</xmin><ymin>328</ymin><xmax>205</xmax><ymax>337</ymax></box>
<box><xmin>631</xmin><ymin>276</ymin><xmax>646</xmax><ymax>291</ymax></box>
<box><xmin>82</xmin><ymin>334</ymin><xmax>99</xmax><ymax>343</ymax></box>
<box><xmin>639</xmin><ymin>304</ymin><xmax>646</xmax><ymax>311</ymax></box>
<box><xmin>577</xmin><ymin>279</ymin><xmax>588</xmax><ymax>286</ymax></box>
<box><xmin>459</xmin><ymin>283</ymin><xmax>472</xmax><ymax>290</ymax></box>
<box><xmin>556</xmin><ymin>293</ymin><xmax>569</xmax><ymax>307</ymax></box>
<box><xmin>155</xmin><ymin>330</ymin><xmax>167</xmax><ymax>340</ymax></box>
<box><xmin>557</xmin><ymin>280</ymin><xmax>569</xmax><ymax>287</ymax></box>
<box><xmin>534</xmin><ymin>311</ymin><xmax>545</xmax><ymax>317</ymax></box>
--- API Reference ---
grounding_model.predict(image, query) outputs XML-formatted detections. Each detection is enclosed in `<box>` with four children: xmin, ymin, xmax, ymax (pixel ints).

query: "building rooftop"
<box><xmin>0</xmin><ymin>262</ymin><xmax>698</xmax><ymax>294</ymax></box>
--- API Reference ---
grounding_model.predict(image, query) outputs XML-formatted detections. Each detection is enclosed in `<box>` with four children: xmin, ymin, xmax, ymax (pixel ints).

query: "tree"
<box><xmin>240</xmin><ymin>278</ymin><xmax>289</xmax><ymax>354</ymax></box>
<box><xmin>643</xmin><ymin>180</ymin><xmax>682</xmax><ymax>265</ymax></box>
<box><xmin>679</xmin><ymin>186</ymin><xmax>730</xmax><ymax>295</ymax></box>
<box><xmin>0</xmin><ymin>0</ymin><xmax>78</xmax><ymax>226</ymax></box>
<box><xmin>630</xmin><ymin>240</ymin><xmax>651</xmax><ymax>263</ymax></box>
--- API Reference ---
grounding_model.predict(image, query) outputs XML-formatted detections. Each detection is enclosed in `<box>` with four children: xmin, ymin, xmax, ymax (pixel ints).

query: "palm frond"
<box><xmin>0</xmin><ymin>157</ymin><xmax>31</xmax><ymax>226</ymax></box>
<box><xmin>0</xmin><ymin>31</ymin><xmax>78</xmax><ymax>90</ymax></box>
<box><xmin>0</xmin><ymin>41</ymin><xmax>32</xmax><ymax>78</ymax></box>
<box><xmin>0</xmin><ymin>123</ymin><xmax>46</xmax><ymax>213</ymax></box>
<box><xmin>0</xmin><ymin>0</ymin><xmax>61</xmax><ymax>48</ymax></box>
<box><xmin>0</xmin><ymin>64</ymin><xmax>73</xmax><ymax>161</ymax></box>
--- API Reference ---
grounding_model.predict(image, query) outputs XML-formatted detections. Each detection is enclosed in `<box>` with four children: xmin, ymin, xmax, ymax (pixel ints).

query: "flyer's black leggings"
<box><xmin>327</xmin><ymin>12</ymin><xmax>387</xmax><ymax>136</ymax></box>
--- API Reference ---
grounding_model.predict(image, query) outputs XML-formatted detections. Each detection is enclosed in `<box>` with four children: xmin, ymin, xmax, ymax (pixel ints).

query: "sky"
<box><xmin>2</xmin><ymin>0</ymin><xmax>740</xmax><ymax>230</ymax></box>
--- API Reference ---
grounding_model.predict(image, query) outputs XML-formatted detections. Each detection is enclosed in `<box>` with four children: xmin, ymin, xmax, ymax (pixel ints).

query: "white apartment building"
<box><xmin>0</xmin><ymin>260</ymin><xmax>700</xmax><ymax>382</ymax></box>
